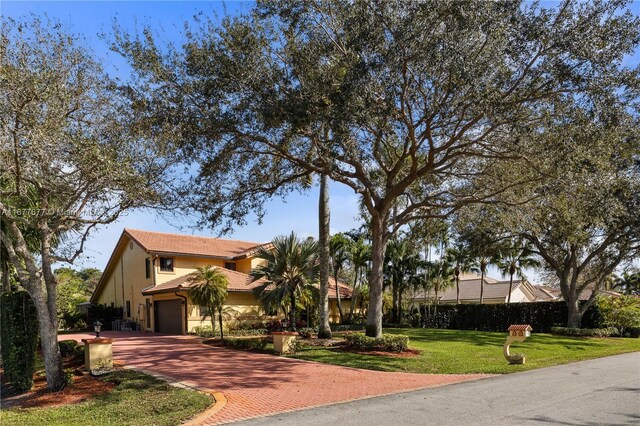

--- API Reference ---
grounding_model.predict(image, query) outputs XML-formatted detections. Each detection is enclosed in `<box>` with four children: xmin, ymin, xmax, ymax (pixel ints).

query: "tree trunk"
<box><xmin>507</xmin><ymin>273</ymin><xmax>514</xmax><ymax>304</ymax></box>
<box><xmin>290</xmin><ymin>288</ymin><xmax>297</xmax><ymax>331</ymax></box>
<box><xmin>398</xmin><ymin>285</ymin><xmax>403</xmax><ymax>323</ymax></box>
<box><xmin>479</xmin><ymin>269</ymin><xmax>485</xmax><ymax>304</ymax></box>
<box><xmin>348</xmin><ymin>268</ymin><xmax>359</xmax><ymax>323</ymax></box>
<box><xmin>456</xmin><ymin>275</ymin><xmax>460</xmax><ymax>304</ymax></box>
<box><xmin>434</xmin><ymin>286</ymin><xmax>438</xmax><ymax>316</ymax></box>
<box><xmin>391</xmin><ymin>278</ymin><xmax>399</xmax><ymax>323</ymax></box>
<box><xmin>220</xmin><ymin>312</ymin><xmax>225</xmax><ymax>339</ymax></box>
<box><xmin>366</xmin><ymin>217</ymin><xmax>387</xmax><ymax>338</ymax></box>
<box><xmin>317</xmin><ymin>174</ymin><xmax>332</xmax><ymax>338</ymax></box>
<box><xmin>31</xmin><ymin>282</ymin><xmax>66</xmax><ymax>391</ymax></box>
<box><xmin>334</xmin><ymin>270</ymin><xmax>344</xmax><ymax>323</ymax></box>
<box><xmin>566</xmin><ymin>297</ymin><xmax>582</xmax><ymax>328</ymax></box>
<box><xmin>210</xmin><ymin>305</ymin><xmax>217</xmax><ymax>335</ymax></box>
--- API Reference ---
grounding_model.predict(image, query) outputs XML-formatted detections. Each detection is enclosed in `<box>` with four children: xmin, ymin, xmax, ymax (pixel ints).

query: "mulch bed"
<box><xmin>2</xmin><ymin>370</ymin><xmax>115</xmax><ymax>409</ymax></box>
<box><xmin>1</xmin><ymin>353</ymin><xmax>115</xmax><ymax>410</ymax></box>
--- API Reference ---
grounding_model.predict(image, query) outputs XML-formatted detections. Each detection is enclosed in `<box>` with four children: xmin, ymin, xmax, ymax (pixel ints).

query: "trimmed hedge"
<box><xmin>344</xmin><ymin>333</ymin><xmax>409</xmax><ymax>352</ymax></box>
<box><xmin>0</xmin><ymin>291</ymin><xmax>39</xmax><ymax>391</ymax></box>
<box><xmin>550</xmin><ymin>327</ymin><xmax>619</xmax><ymax>337</ymax></box>
<box><xmin>423</xmin><ymin>301</ymin><xmax>604</xmax><ymax>333</ymax></box>
<box><xmin>224</xmin><ymin>337</ymin><xmax>268</xmax><ymax>350</ymax></box>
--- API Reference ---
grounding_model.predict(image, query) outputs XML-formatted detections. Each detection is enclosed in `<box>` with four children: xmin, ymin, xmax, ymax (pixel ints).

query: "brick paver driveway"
<box><xmin>63</xmin><ymin>331</ymin><xmax>488</xmax><ymax>424</ymax></box>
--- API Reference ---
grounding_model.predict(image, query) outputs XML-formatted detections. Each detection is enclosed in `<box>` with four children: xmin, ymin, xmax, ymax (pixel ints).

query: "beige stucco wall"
<box><xmin>94</xmin><ymin>235</ymin><xmax>155</xmax><ymax>330</ymax></box>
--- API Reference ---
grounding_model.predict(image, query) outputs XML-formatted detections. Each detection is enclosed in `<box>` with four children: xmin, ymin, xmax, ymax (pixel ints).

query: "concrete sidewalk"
<box><xmin>235</xmin><ymin>351</ymin><xmax>640</xmax><ymax>425</ymax></box>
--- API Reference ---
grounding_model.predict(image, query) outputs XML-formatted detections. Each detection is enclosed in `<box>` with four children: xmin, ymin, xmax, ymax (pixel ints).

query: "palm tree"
<box><xmin>187</xmin><ymin>266</ymin><xmax>229</xmax><ymax>339</ymax></box>
<box><xmin>471</xmin><ymin>255</ymin><xmax>492</xmax><ymax>304</ymax></box>
<box><xmin>330</xmin><ymin>233</ymin><xmax>352</xmax><ymax>323</ymax></box>
<box><xmin>494</xmin><ymin>240</ymin><xmax>540</xmax><ymax>303</ymax></box>
<box><xmin>347</xmin><ymin>237</ymin><xmax>370</xmax><ymax>323</ymax></box>
<box><xmin>445</xmin><ymin>243</ymin><xmax>472</xmax><ymax>304</ymax></box>
<box><xmin>251</xmin><ymin>232</ymin><xmax>318</xmax><ymax>331</ymax></box>
<box><xmin>317</xmin><ymin>173</ymin><xmax>332</xmax><ymax>338</ymax></box>
<box><xmin>612</xmin><ymin>270</ymin><xmax>640</xmax><ymax>295</ymax></box>
<box><xmin>427</xmin><ymin>259</ymin><xmax>455</xmax><ymax>314</ymax></box>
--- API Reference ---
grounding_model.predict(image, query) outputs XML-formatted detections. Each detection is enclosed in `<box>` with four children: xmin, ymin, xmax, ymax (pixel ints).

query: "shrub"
<box><xmin>550</xmin><ymin>327</ymin><xmax>619</xmax><ymax>337</ymax></box>
<box><xmin>228</xmin><ymin>328</ymin><xmax>269</xmax><ymax>337</ymax></box>
<box><xmin>628</xmin><ymin>327</ymin><xmax>640</xmax><ymax>338</ymax></box>
<box><xmin>297</xmin><ymin>328</ymin><xmax>314</xmax><ymax>339</ymax></box>
<box><xmin>0</xmin><ymin>291</ymin><xmax>39</xmax><ymax>391</ymax></box>
<box><xmin>59</xmin><ymin>339</ymin><xmax>83</xmax><ymax>358</ymax></box>
<box><xmin>344</xmin><ymin>333</ymin><xmax>409</xmax><ymax>352</ymax></box>
<box><xmin>597</xmin><ymin>296</ymin><xmax>640</xmax><ymax>336</ymax></box>
<box><xmin>191</xmin><ymin>325</ymin><xmax>216</xmax><ymax>338</ymax></box>
<box><xmin>224</xmin><ymin>337</ymin><xmax>268</xmax><ymax>351</ymax></box>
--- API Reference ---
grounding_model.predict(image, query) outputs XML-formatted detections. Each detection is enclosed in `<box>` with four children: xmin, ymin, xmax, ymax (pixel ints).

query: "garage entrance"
<box><xmin>154</xmin><ymin>299</ymin><xmax>183</xmax><ymax>334</ymax></box>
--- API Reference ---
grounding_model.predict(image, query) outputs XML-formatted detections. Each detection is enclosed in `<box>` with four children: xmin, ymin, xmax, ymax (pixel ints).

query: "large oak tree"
<box><xmin>113</xmin><ymin>1</ymin><xmax>639</xmax><ymax>336</ymax></box>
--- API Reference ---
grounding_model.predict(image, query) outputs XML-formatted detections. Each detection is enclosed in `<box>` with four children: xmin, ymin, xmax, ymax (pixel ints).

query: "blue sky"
<box><xmin>3</xmin><ymin>1</ymin><xmax>639</xmax><ymax>282</ymax></box>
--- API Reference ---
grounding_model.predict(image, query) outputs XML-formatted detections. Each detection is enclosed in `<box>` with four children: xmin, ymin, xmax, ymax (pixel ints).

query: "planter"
<box><xmin>272</xmin><ymin>331</ymin><xmax>298</xmax><ymax>354</ymax></box>
<box><xmin>81</xmin><ymin>338</ymin><xmax>113</xmax><ymax>374</ymax></box>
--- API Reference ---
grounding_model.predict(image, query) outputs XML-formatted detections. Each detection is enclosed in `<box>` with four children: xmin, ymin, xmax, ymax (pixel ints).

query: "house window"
<box><xmin>145</xmin><ymin>258</ymin><xmax>151</xmax><ymax>278</ymax></box>
<box><xmin>199</xmin><ymin>305</ymin><xmax>211</xmax><ymax>317</ymax></box>
<box><xmin>126</xmin><ymin>300</ymin><xmax>131</xmax><ymax>317</ymax></box>
<box><xmin>224</xmin><ymin>262</ymin><xmax>236</xmax><ymax>271</ymax></box>
<box><xmin>159</xmin><ymin>257</ymin><xmax>174</xmax><ymax>272</ymax></box>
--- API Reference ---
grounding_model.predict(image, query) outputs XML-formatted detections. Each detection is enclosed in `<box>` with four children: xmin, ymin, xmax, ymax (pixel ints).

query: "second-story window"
<box><xmin>224</xmin><ymin>262</ymin><xmax>236</xmax><ymax>271</ymax></box>
<box><xmin>145</xmin><ymin>258</ymin><xmax>151</xmax><ymax>278</ymax></box>
<box><xmin>159</xmin><ymin>257</ymin><xmax>174</xmax><ymax>272</ymax></box>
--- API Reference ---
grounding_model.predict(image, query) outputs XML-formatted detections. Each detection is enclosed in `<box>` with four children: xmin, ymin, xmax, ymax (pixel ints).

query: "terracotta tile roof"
<box><xmin>142</xmin><ymin>269</ymin><xmax>353</xmax><ymax>299</ymax></box>
<box><xmin>436</xmin><ymin>279</ymin><xmax>524</xmax><ymax>302</ymax></box>
<box><xmin>142</xmin><ymin>268</ymin><xmax>266</xmax><ymax>295</ymax></box>
<box><xmin>508</xmin><ymin>324</ymin><xmax>533</xmax><ymax>331</ymax></box>
<box><xmin>125</xmin><ymin>228</ymin><xmax>267</xmax><ymax>260</ymax></box>
<box><xmin>326</xmin><ymin>278</ymin><xmax>354</xmax><ymax>299</ymax></box>
<box><xmin>530</xmin><ymin>285</ymin><xmax>559</xmax><ymax>301</ymax></box>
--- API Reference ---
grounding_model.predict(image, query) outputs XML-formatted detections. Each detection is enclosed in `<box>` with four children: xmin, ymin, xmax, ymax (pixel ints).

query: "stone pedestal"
<box><xmin>82</xmin><ymin>338</ymin><xmax>113</xmax><ymax>374</ymax></box>
<box><xmin>272</xmin><ymin>332</ymin><xmax>298</xmax><ymax>354</ymax></box>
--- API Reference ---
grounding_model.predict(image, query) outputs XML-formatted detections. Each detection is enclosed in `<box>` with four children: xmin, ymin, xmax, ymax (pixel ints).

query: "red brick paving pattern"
<box><xmin>63</xmin><ymin>332</ymin><xmax>489</xmax><ymax>424</ymax></box>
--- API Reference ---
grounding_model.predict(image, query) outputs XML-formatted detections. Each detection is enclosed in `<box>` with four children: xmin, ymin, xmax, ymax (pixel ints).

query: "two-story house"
<box><xmin>90</xmin><ymin>228</ymin><xmax>352</xmax><ymax>334</ymax></box>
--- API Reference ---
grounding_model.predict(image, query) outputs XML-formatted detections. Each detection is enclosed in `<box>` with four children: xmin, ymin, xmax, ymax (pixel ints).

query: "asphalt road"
<box><xmin>235</xmin><ymin>352</ymin><xmax>640</xmax><ymax>425</ymax></box>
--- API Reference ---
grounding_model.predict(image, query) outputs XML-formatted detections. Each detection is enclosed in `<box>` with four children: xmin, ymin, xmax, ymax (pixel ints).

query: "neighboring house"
<box><xmin>90</xmin><ymin>228</ymin><xmax>352</xmax><ymax>334</ymax></box>
<box><xmin>416</xmin><ymin>273</ymin><xmax>557</xmax><ymax>304</ymax></box>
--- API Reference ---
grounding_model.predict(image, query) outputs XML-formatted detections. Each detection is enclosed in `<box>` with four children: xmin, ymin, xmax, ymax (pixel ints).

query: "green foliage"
<box><xmin>424</xmin><ymin>301</ymin><xmax>604</xmax><ymax>333</ymax></box>
<box><xmin>550</xmin><ymin>327</ymin><xmax>619</xmax><ymax>338</ymax></box>
<box><xmin>224</xmin><ymin>337</ymin><xmax>268</xmax><ymax>351</ymax></box>
<box><xmin>58</xmin><ymin>339</ymin><xmax>83</xmax><ymax>358</ymax></box>
<box><xmin>191</xmin><ymin>325</ymin><xmax>216</xmax><ymax>338</ymax></box>
<box><xmin>0</xmin><ymin>291</ymin><xmax>39</xmax><ymax>391</ymax></box>
<box><xmin>187</xmin><ymin>266</ymin><xmax>229</xmax><ymax>337</ymax></box>
<box><xmin>56</xmin><ymin>267</ymin><xmax>101</xmax><ymax>329</ymax></box>
<box><xmin>251</xmin><ymin>232</ymin><xmax>319</xmax><ymax>330</ymax></box>
<box><xmin>344</xmin><ymin>333</ymin><xmax>409</xmax><ymax>352</ymax></box>
<box><xmin>598</xmin><ymin>296</ymin><xmax>640</xmax><ymax>336</ymax></box>
<box><xmin>297</xmin><ymin>328</ymin><xmax>315</xmax><ymax>339</ymax></box>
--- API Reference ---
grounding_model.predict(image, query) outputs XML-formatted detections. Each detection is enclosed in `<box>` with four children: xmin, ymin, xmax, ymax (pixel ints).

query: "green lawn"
<box><xmin>289</xmin><ymin>328</ymin><xmax>640</xmax><ymax>374</ymax></box>
<box><xmin>1</xmin><ymin>370</ymin><xmax>212</xmax><ymax>426</ymax></box>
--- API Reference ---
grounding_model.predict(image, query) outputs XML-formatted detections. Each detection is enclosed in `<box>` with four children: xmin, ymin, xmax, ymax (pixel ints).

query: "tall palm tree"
<box><xmin>317</xmin><ymin>173</ymin><xmax>332</xmax><ymax>338</ymax></box>
<box><xmin>445</xmin><ymin>243</ymin><xmax>472</xmax><ymax>304</ymax></box>
<box><xmin>251</xmin><ymin>232</ymin><xmax>318</xmax><ymax>331</ymax></box>
<box><xmin>494</xmin><ymin>240</ymin><xmax>540</xmax><ymax>303</ymax></box>
<box><xmin>187</xmin><ymin>266</ymin><xmax>229</xmax><ymax>338</ymax></box>
<box><xmin>330</xmin><ymin>233</ymin><xmax>352</xmax><ymax>323</ymax></box>
<box><xmin>427</xmin><ymin>259</ymin><xmax>455</xmax><ymax>314</ymax></box>
<box><xmin>347</xmin><ymin>237</ymin><xmax>370</xmax><ymax>323</ymax></box>
<box><xmin>471</xmin><ymin>255</ymin><xmax>492</xmax><ymax>304</ymax></box>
